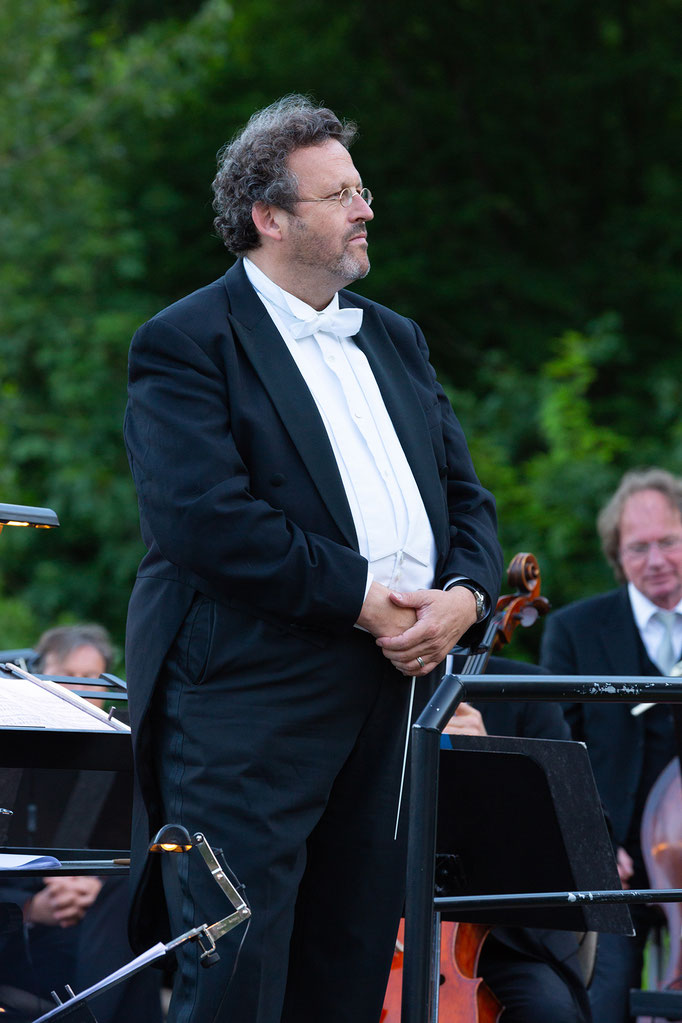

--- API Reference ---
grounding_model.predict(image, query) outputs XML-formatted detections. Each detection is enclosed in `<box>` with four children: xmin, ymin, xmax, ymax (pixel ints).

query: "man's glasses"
<box><xmin>621</xmin><ymin>536</ymin><xmax>682</xmax><ymax>559</ymax></box>
<box><xmin>297</xmin><ymin>187</ymin><xmax>373</xmax><ymax>208</ymax></box>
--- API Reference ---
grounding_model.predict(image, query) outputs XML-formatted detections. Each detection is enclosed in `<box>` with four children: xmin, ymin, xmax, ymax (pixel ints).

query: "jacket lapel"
<box><xmin>596</xmin><ymin>587</ymin><xmax>644</xmax><ymax>674</ymax></box>
<box><xmin>223</xmin><ymin>262</ymin><xmax>358</xmax><ymax>548</ymax></box>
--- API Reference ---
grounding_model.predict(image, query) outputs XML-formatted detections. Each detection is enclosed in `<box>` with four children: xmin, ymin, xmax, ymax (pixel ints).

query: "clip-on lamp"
<box><xmin>0</xmin><ymin>503</ymin><xmax>59</xmax><ymax>535</ymax></box>
<box><xmin>31</xmin><ymin>826</ymin><xmax>251</xmax><ymax>1022</ymax></box>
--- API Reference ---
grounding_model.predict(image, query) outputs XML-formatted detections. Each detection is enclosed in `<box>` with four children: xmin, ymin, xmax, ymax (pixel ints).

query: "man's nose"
<box><xmin>349</xmin><ymin>194</ymin><xmax>374</xmax><ymax>221</ymax></box>
<box><xmin>646</xmin><ymin>542</ymin><xmax>667</xmax><ymax>565</ymax></box>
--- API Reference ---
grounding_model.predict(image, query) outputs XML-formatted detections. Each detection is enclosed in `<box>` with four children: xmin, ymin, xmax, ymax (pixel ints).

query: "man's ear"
<box><xmin>252</xmin><ymin>201</ymin><xmax>285</xmax><ymax>242</ymax></box>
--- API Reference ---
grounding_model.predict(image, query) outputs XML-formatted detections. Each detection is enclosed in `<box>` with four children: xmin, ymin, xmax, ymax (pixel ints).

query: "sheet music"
<box><xmin>0</xmin><ymin>852</ymin><xmax>61</xmax><ymax>870</ymax></box>
<box><xmin>0</xmin><ymin>672</ymin><xmax>124</xmax><ymax>731</ymax></box>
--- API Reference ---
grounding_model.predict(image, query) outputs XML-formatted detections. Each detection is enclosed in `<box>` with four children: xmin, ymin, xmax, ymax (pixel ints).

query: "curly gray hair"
<box><xmin>212</xmin><ymin>95</ymin><xmax>357</xmax><ymax>255</ymax></box>
<box><xmin>597</xmin><ymin>467</ymin><xmax>682</xmax><ymax>580</ymax></box>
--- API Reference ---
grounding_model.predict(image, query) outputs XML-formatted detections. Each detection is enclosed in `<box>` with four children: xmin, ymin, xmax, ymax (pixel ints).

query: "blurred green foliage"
<box><xmin>2</xmin><ymin>0</ymin><xmax>682</xmax><ymax>663</ymax></box>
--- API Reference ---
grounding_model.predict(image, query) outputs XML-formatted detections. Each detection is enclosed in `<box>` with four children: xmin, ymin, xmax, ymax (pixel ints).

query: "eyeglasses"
<box><xmin>621</xmin><ymin>536</ymin><xmax>682</xmax><ymax>559</ymax></box>
<box><xmin>297</xmin><ymin>187</ymin><xmax>373</xmax><ymax>209</ymax></box>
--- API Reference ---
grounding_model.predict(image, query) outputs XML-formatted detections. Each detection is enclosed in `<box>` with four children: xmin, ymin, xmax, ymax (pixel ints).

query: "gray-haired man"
<box><xmin>125</xmin><ymin>95</ymin><xmax>502</xmax><ymax>1022</ymax></box>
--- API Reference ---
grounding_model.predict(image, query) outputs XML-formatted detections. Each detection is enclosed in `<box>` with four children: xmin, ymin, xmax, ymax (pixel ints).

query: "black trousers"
<box><xmin>153</xmin><ymin>597</ymin><xmax>418</xmax><ymax>1023</ymax></box>
<box><xmin>480</xmin><ymin>934</ymin><xmax>592</xmax><ymax>1023</ymax></box>
<box><xmin>587</xmin><ymin>903</ymin><xmax>654</xmax><ymax>1023</ymax></box>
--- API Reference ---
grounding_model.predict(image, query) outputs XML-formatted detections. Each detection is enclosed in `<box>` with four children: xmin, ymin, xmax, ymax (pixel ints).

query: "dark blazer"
<box><xmin>124</xmin><ymin>258</ymin><xmax>502</xmax><ymax>944</ymax></box>
<box><xmin>539</xmin><ymin>586</ymin><xmax>670</xmax><ymax>847</ymax></box>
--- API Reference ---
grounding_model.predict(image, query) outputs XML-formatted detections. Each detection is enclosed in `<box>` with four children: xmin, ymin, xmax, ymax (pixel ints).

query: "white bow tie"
<box><xmin>288</xmin><ymin>306</ymin><xmax>363</xmax><ymax>341</ymax></box>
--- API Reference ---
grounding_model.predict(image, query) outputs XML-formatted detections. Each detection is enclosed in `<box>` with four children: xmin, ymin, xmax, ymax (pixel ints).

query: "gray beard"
<box><xmin>334</xmin><ymin>251</ymin><xmax>370</xmax><ymax>285</ymax></box>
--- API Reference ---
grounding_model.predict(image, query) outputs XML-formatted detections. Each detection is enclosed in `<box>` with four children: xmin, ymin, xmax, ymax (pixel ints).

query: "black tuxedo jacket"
<box><xmin>540</xmin><ymin>586</ymin><xmax>668</xmax><ymax>847</ymax></box>
<box><xmin>123</xmin><ymin>259</ymin><xmax>502</xmax><ymax>941</ymax></box>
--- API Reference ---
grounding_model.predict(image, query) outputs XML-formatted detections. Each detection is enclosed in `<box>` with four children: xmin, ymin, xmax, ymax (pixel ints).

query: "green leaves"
<box><xmin>0</xmin><ymin>0</ymin><xmax>232</xmax><ymax>649</ymax></box>
<box><xmin>3</xmin><ymin>0</ymin><xmax>682</xmax><ymax>661</ymax></box>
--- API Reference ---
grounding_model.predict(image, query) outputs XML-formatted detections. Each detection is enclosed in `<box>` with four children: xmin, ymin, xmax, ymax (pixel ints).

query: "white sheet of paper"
<box><xmin>0</xmin><ymin>674</ymin><xmax>116</xmax><ymax>730</ymax></box>
<box><xmin>0</xmin><ymin>852</ymin><xmax>61</xmax><ymax>869</ymax></box>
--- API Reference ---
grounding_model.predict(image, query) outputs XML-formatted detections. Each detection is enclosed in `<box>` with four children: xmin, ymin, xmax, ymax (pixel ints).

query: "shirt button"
<box><xmin>353</xmin><ymin>410</ymin><xmax>363</xmax><ymax>419</ymax></box>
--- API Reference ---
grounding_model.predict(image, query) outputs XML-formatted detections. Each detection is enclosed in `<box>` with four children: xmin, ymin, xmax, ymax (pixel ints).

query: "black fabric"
<box><xmin>479</xmin><ymin>934</ymin><xmax>588</xmax><ymax>1023</ymax></box>
<box><xmin>586</xmin><ymin>917</ymin><xmax>651</xmax><ymax>1023</ymax></box>
<box><xmin>6</xmin><ymin>768</ymin><xmax>131</xmax><ymax>850</ymax></box>
<box><xmin>540</xmin><ymin>587</ymin><xmax>677</xmax><ymax>848</ymax></box>
<box><xmin>74</xmin><ymin>878</ymin><xmax>163</xmax><ymax>1023</ymax></box>
<box><xmin>0</xmin><ymin>880</ymin><xmax>162</xmax><ymax>1023</ymax></box>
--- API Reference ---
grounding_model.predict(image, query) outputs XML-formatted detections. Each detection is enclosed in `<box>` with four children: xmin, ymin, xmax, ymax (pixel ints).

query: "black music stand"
<box><xmin>437</xmin><ymin>734</ymin><xmax>631</xmax><ymax>933</ymax></box>
<box><xmin>0</xmin><ymin>661</ymin><xmax>132</xmax><ymax>863</ymax></box>
<box><xmin>402</xmin><ymin>673</ymin><xmax>682</xmax><ymax>1023</ymax></box>
<box><xmin>0</xmin><ymin>728</ymin><xmax>132</xmax><ymax>867</ymax></box>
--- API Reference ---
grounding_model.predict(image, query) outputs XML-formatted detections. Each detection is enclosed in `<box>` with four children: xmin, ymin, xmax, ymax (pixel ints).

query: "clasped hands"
<box><xmin>25</xmin><ymin>875</ymin><xmax>102</xmax><ymax>928</ymax></box>
<box><xmin>356</xmin><ymin>581</ymin><xmax>479</xmax><ymax>677</ymax></box>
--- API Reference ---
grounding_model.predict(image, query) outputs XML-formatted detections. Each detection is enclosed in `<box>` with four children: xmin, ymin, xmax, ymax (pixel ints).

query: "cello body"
<box><xmin>640</xmin><ymin>756</ymin><xmax>682</xmax><ymax>1022</ymax></box>
<box><xmin>380</xmin><ymin>919</ymin><xmax>503</xmax><ymax>1023</ymax></box>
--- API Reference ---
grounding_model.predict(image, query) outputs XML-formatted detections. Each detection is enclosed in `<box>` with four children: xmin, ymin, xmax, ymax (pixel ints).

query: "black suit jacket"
<box><xmin>539</xmin><ymin>586</ymin><xmax>670</xmax><ymax>847</ymax></box>
<box><xmin>124</xmin><ymin>259</ymin><xmax>502</xmax><ymax>940</ymax></box>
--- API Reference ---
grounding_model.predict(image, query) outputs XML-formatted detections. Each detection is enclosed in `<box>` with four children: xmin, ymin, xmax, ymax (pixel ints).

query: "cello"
<box><xmin>381</xmin><ymin>552</ymin><xmax>550</xmax><ymax>1022</ymax></box>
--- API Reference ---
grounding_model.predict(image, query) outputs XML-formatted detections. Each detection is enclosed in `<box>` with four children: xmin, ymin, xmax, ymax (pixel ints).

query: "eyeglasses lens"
<box><xmin>340</xmin><ymin>188</ymin><xmax>373</xmax><ymax>208</ymax></box>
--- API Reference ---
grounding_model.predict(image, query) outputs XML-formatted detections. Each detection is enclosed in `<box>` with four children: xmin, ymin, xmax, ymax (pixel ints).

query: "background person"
<box><xmin>34</xmin><ymin>623</ymin><xmax>113</xmax><ymax>680</ymax></box>
<box><xmin>540</xmin><ymin>467</ymin><xmax>682</xmax><ymax>1023</ymax></box>
<box><xmin>0</xmin><ymin>623</ymin><xmax>162</xmax><ymax>1023</ymax></box>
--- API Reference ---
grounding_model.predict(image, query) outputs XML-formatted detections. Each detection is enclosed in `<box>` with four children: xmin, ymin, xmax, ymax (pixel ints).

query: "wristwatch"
<box><xmin>456</xmin><ymin>582</ymin><xmax>487</xmax><ymax>622</ymax></box>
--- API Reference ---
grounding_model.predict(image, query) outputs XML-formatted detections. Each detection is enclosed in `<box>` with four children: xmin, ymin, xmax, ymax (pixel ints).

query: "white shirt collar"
<box><xmin>243</xmin><ymin>256</ymin><xmax>339</xmax><ymax>323</ymax></box>
<box><xmin>628</xmin><ymin>581</ymin><xmax>682</xmax><ymax>628</ymax></box>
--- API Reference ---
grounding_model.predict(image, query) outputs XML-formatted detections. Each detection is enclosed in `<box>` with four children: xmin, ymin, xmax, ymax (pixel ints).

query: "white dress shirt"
<box><xmin>243</xmin><ymin>257</ymin><xmax>438</xmax><ymax>597</ymax></box>
<box><xmin>628</xmin><ymin>582</ymin><xmax>682</xmax><ymax>670</ymax></box>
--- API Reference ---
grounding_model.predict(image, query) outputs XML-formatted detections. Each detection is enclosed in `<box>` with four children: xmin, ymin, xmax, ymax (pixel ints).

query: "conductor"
<box><xmin>124</xmin><ymin>94</ymin><xmax>502</xmax><ymax>1023</ymax></box>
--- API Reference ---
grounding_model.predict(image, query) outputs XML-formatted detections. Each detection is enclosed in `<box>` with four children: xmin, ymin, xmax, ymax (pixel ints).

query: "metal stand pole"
<box><xmin>402</xmin><ymin>675</ymin><xmax>465</xmax><ymax>1023</ymax></box>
